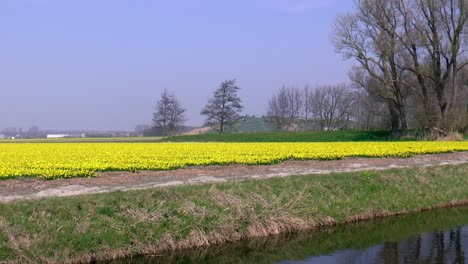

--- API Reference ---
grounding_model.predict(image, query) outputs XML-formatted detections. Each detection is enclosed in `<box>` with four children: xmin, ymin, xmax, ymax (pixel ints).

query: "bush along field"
<box><xmin>0</xmin><ymin>141</ymin><xmax>466</xmax><ymax>179</ymax></box>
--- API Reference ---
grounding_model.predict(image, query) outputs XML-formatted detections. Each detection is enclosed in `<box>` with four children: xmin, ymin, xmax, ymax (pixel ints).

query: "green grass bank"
<box><xmin>163</xmin><ymin>130</ymin><xmax>390</xmax><ymax>142</ymax></box>
<box><xmin>0</xmin><ymin>164</ymin><xmax>467</xmax><ymax>263</ymax></box>
<box><xmin>124</xmin><ymin>206</ymin><xmax>468</xmax><ymax>263</ymax></box>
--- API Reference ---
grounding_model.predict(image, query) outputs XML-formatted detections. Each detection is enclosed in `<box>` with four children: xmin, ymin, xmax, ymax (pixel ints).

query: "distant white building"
<box><xmin>46</xmin><ymin>134</ymin><xmax>69</xmax><ymax>139</ymax></box>
<box><xmin>46</xmin><ymin>133</ymin><xmax>85</xmax><ymax>139</ymax></box>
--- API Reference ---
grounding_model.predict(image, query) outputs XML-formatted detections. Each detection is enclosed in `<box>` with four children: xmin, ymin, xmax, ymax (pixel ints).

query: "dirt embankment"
<box><xmin>0</xmin><ymin>152</ymin><xmax>466</xmax><ymax>203</ymax></box>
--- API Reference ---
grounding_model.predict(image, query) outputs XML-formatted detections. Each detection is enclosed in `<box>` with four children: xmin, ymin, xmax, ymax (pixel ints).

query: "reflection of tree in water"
<box><xmin>455</xmin><ymin>228</ymin><xmax>465</xmax><ymax>264</ymax></box>
<box><xmin>382</xmin><ymin>242</ymin><xmax>399</xmax><ymax>264</ymax></box>
<box><xmin>367</xmin><ymin>227</ymin><xmax>466</xmax><ymax>264</ymax></box>
<box><xmin>326</xmin><ymin>227</ymin><xmax>466</xmax><ymax>264</ymax></box>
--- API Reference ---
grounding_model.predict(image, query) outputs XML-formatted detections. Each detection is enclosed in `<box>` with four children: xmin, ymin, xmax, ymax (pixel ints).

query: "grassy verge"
<box><xmin>0</xmin><ymin>229</ymin><xmax>15</xmax><ymax>263</ymax></box>
<box><xmin>0</xmin><ymin>164</ymin><xmax>467</xmax><ymax>263</ymax></box>
<box><xmin>162</xmin><ymin>130</ymin><xmax>390</xmax><ymax>142</ymax></box>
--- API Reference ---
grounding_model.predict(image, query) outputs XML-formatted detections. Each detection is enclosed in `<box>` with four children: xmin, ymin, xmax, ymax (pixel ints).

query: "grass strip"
<box><xmin>162</xmin><ymin>130</ymin><xmax>390</xmax><ymax>142</ymax></box>
<box><xmin>0</xmin><ymin>228</ymin><xmax>15</xmax><ymax>263</ymax></box>
<box><xmin>0</xmin><ymin>164</ymin><xmax>467</xmax><ymax>263</ymax></box>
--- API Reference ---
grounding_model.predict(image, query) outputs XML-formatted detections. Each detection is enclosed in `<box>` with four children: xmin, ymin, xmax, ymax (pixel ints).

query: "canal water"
<box><xmin>109</xmin><ymin>206</ymin><xmax>468</xmax><ymax>264</ymax></box>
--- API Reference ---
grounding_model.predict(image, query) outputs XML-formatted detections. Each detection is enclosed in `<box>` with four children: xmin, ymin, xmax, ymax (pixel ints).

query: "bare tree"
<box><xmin>333</xmin><ymin>0</ymin><xmax>410</xmax><ymax>134</ymax></box>
<box><xmin>287</xmin><ymin>86</ymin><xmax>303</xmax><ymax>121</ymax></box>
<box><xmin>267</xmin><ymin>87</ymin><xmax>290</xmax><ymax>128</ymax></box>
<box><xmin>394</xmin><ymin>0</ymin><xmax>468</xmax><ymax>129</ymax></box>
<box><xmin>311</xmin><ymin>84</ymin><xmax>356</xmax><ymax>131</ymax></box>
<box><xmin>267</xmin><ymin>84</ymin><xmax>356</xmax><ymax>131</ymax></box>
<box><xmin>334</xmin><ymin>0</ymin><xmax>468</xmax><ymax>133</ymax></box>
<box><xmin>201</xmin><ymin>79</ymin><xmax>243</xmax><ymax>133</ymax></box>
<box><xmin>310</xmin><ymin>87</ymin><xmax>327</xmax><ymax>129</ymax></box>
<box><xmin>353</xmin><ymin>74</ymin><xmax>393</xmax><ymax>129</ymax></box>
<box><xmin>266</xmin><ymin>86</ymin><xmax>304</xmax><ymax>129</ymax></box>
<box><xmin>153</xmin><ymin>89</ymin><xmax>187</xmax><ymax>136</ymax></box>
<box><xmin>303</xmin><ymin>85</ymin><xmax>312</xmax><ymax>120</ymax></box>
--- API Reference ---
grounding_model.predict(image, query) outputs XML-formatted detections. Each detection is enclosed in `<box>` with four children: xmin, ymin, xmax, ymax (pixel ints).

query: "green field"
<box><xmin>225</xmin><ymin>116</ymin><xmax>281</xmax><ymax>133</ymax></box>
<box><xmin>163</xmin><ymin>130</ymin><xmax>391</xmax><ymax>142</ymax></box>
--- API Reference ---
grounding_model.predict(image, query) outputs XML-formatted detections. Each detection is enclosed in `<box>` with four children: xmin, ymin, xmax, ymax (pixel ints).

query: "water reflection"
<box><xmin>287</xmin><ymin>226</ymin><xmax>467</xmax><ymax>264</ymax></box>
<box><xmin>108</xmin><ymin>207</ymin><xmax>468</xmax><ymax>264</ymax></box>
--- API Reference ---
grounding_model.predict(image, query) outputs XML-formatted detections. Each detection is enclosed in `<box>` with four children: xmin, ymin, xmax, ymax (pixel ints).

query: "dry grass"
<box><xmin>439</xmin><ymin>132</ymin><xmax>464</xmax><ymax>141</ymax></box>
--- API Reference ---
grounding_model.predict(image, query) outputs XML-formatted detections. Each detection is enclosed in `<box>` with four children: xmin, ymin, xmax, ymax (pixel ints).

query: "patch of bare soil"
<box><xmin>0</xmin><ymin>152</ymin><xmax>466</xmax><ymax>203</ymax></box>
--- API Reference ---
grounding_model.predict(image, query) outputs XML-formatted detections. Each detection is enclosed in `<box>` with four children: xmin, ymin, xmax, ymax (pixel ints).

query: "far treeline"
<box><xmin>147</xmin><ymin>0</ymin><xmax>468</xmax><ymax>138</ymax></box>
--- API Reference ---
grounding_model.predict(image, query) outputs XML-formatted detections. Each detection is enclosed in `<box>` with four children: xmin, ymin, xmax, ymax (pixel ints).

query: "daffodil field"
<box><xmin>0</xmin><ymin>142</ymin><xmax>466</xmax><ymax>179</ymax></box>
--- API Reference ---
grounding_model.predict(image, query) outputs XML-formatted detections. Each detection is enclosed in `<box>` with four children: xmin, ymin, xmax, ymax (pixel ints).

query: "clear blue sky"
<box><xmin>0</xmin><ymin>0</ymin><xmax>355</xmax><ymax>131</ymax></box>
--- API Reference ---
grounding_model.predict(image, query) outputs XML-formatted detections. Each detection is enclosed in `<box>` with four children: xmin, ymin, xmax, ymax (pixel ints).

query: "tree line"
<box><xmin>152</xmin><ymin>74</ymin><xmax>466</xmax><ymax>137</ymax></box>
<box><xmin>150</xmin><ymin>0</ymin><xmax>468</xmax><ymax>137</ymax></box>
<box><xmin>333</xmin><ymin>0</ymin><xmax>468</xmax><ymax>136</ymax></box>
<box><xmin>267</xmin><ymin>85</ymin><xmax>356</xmax><ymax>131</ymax></box>
<box><xmin>151</xmin><ymin>81</ymin><xmax>391</xmax><ymax>136</ymax></box>
<box><xmin>265</xmin><ymin>84</ymin><xmax>400</xmax><ymax>132</ymax></box>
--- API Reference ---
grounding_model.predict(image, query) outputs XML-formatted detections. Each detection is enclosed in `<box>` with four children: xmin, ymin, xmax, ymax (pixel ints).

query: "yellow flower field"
<box><xmin>0</xmin><ymin>142</ymin><xmax>466</xmax><ymax>179</ymax></box>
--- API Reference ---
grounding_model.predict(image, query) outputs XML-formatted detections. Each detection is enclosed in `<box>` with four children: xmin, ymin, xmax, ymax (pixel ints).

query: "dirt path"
<box><xmin>1</xmin><ymin>152</ymin><xmax>467</xmax><ymax>203</ymax></box>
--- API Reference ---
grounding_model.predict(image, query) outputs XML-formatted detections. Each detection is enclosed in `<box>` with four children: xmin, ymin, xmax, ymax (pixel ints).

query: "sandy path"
<box><xmin>0</xmin><ymin>152</ymin><xmax>466</xmax><ymax>203</ymax></box>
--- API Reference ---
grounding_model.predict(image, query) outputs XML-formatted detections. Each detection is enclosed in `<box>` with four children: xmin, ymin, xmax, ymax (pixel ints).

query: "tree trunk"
<box><xmin>399</xmin><ymin>106</ymin><xmax>408</xmax><ymax>134</ymax></box>
<box><xmin>436</xmin><ymin>83</ymin><xmax>448</xmax><ymax>122</ymax></box>
<box><xmin>389</xmin><ymin>53</ymin><xmax>408</xmax><ymax>135</ymax></box>
<box><xmin>388</xmin><ymin>100</ymin><xmax>401</xmax><ymax>135</ymax></box>
<box><xmin>219</xmin><ymin>118</ymin><xmax>225</xmax><ymax>133</ymax></box>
